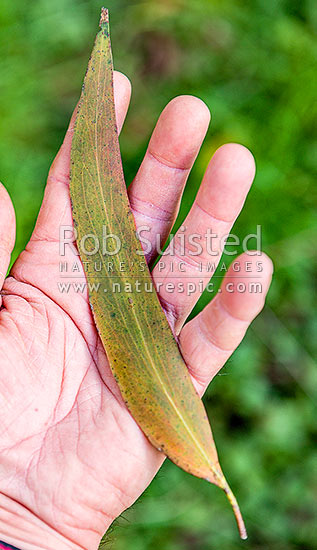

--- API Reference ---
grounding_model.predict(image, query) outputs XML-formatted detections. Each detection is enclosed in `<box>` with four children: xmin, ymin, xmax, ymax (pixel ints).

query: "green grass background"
<box><xmin>0</xmin><ymin>0</ymin><xmax>316</xmax><ymax>548</ymax></box>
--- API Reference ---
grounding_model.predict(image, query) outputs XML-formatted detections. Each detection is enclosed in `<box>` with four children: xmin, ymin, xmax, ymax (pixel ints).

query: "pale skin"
<box><xmin>0</xmin><ymin>72</ymin><xmax>273</xmax><ymax>550</ymax></box>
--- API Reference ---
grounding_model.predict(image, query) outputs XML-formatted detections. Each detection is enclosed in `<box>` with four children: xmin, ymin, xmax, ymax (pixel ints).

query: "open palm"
<box><xmin>0</xmin><ymin>72</ymin><xmax>272</xmax><ymax>550</ymax></box>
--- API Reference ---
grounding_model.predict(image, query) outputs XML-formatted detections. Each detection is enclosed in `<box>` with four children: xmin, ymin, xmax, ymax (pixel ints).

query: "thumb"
<box><xmin>0</xmin><ymin>183</ymin><xmax>16</xmax><ymax>293</ymax></box>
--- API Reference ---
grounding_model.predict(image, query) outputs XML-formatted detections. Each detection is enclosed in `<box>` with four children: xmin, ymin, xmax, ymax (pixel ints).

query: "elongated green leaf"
<box><xmin>70</xmin><ymin>8</ymin><xmax>246</xmax><ymax>539</ymax></box>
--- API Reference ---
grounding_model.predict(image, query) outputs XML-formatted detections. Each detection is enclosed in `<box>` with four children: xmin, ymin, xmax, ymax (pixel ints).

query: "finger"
<box><xmin>153</xmin><ymin>143</ymin><xmax>256</xmax><ymax>333</ymax></box>
<box><xmin>128</xmin><ymin>95</ymin><xmax>210</xmax><ymax>264</ymax></box>
<box><xmin>31</xmin><ymin>71</ymin><xmax>131</xmax><ymax>243</ymax></box>
<box><xmin>48</xmin><ymin>71</ymin><xmax>131</xmax><ymax>190</ymax></box>
<box><xmin>0</xmin><ymin>184</ymin><xmax>16</xmax><ymax>294</ymax></box>
<box><xmin>179</xmin><ymin>253</ymin><xmax>273</xmax><ymax>395</ymax></box>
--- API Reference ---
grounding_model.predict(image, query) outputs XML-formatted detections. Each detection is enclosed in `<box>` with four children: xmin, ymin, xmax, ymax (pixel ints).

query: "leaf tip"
<box><xmin>100</xmin><ymin>7</ymin><xmax>109</xmax><ymax>30</ymax></box>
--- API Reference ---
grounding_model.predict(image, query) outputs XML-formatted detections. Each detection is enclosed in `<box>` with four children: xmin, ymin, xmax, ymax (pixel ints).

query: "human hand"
<box><xmin>0</xmin><ymin>72</ymin><xmax>273</xmax><ymax>550</ymax></box>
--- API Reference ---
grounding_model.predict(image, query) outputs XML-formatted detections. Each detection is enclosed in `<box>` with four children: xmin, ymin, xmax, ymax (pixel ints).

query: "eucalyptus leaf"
<box><xmin>69</xmin><ymin>8</ymin><xmax>246</xmax><ymax>539</ymax></box>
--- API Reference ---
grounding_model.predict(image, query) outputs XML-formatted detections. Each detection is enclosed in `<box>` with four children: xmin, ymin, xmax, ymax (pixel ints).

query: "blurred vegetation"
<box><xmin>0</xmin><ymin>0</ymin><xmax>317</xmax><ymax>548</ymax></box>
